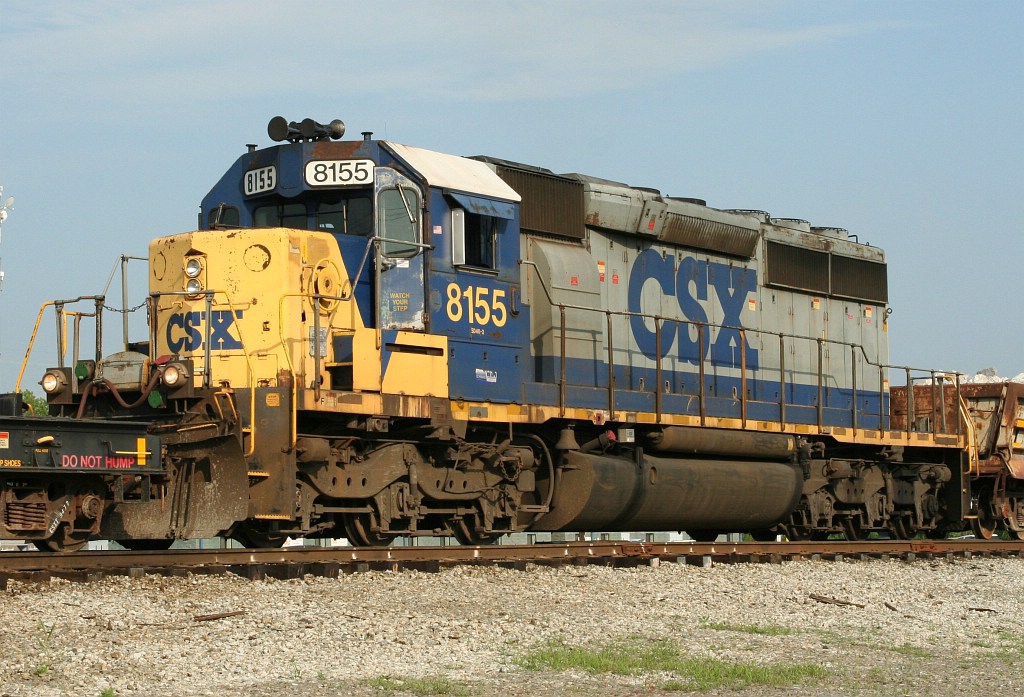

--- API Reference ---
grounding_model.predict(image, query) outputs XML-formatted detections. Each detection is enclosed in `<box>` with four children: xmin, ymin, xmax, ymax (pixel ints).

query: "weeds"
<box><xmin>33</xmin><ymin>621</ymin><xmax>57</xmax><ymax>677</ymax></box>
<box><xmin>891</xmin><ymin>643</ymin><xmax>933</xmax><ymax>658</ymax></box>
<box><xmin>366</xmin><ymin>674</ymin><xmax>473</xmax><ymax>696</ymax></box>
<box><xmin>517</xmin><ymin>637</ymin><xmax>827</xmax><ymax>692</ymax></box>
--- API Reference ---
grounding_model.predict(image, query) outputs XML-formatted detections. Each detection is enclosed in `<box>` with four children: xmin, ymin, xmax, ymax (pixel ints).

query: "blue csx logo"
<box><xmin>627</xmin><ymin>250</ymin><xmax>759</xmax><ymax>369</ymax></box>
<box><xmin>166</xmin><ymin>311</ymin><xmax>243</xmax><ymax>352</ymax></box>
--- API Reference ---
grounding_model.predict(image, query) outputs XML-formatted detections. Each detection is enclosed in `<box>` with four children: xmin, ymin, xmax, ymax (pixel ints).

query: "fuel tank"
<box><xmin>532</xmin><ymin>450</ymin><xmax>802</xmax><ymax>532</ymax></box>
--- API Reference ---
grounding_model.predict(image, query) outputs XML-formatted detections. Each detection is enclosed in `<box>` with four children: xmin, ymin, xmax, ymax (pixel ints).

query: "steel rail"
<box><xmin>2</xmin><ymin>539</ymin><xmax>1022</xmax><ymax>587</ymax></box>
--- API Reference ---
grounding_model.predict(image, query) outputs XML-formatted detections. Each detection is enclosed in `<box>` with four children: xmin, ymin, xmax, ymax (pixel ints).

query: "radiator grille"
<box><xmin>765</xmin><ymin>241</ymin><xmax>829</xmax><ymax>294</ymax></box>
<box><xmin>832</xmin><ymin>254</ymin><xmax>888</xmax><ymax>303</ymax></box>
<box><xmin>493</xmin><ymin>166</ymin><xmax>585</xmax><ymax>239</ymax></box>
<box><xmin>661</xmin><ymin>212</ymin><xmax>759</xmax><ymax>257</ymax></box>
<box><xmin>766</xmin><ymin>241</ymin><xmax>888</xmax><ymax>304</ymax></box>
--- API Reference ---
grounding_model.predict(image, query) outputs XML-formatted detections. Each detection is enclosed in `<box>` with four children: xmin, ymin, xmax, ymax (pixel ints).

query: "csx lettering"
<box><xmin>627</xmin><ymin>251</ymin><xmax>759</xmax><ymax>369</ymax></box>
<box><xmin>166</xmin><ymin>310</ymin><xmax>243</xmax><ymax>352</ymax></box>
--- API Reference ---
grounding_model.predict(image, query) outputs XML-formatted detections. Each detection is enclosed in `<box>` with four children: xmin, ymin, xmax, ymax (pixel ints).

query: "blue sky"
<box><xmin>0</xmin><ymin>1</ymin><xmax>1021</xmax><ymax>391</ymax></box>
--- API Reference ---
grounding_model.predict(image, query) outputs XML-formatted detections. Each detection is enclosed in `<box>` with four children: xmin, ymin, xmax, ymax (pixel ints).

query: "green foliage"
<box><xmin>33</xmin><ymin>621</ymin><xmax>57</xmax><ymax>677</ymax></box>
<box><xmin>366</xmin><ymin>674</ymin><xmax>473</xmax><ymax>696</ymax></box>
<box><xmin>100</xmin><ymin>690</ymin><xmax>117</xmax><ymax>697</ymax></box>
<box><xmin>518</xmin><ymin>637</ymin><xmax>679</xmax><ymax>675</ymax></box>
<box><xmin>21</xmin><ymin>390</ymin><xmax>48</xmax><ymax>415</ymax></box>
<box><xmin>517</xmin><ymin>637</ymin><xmax>827</xmax><ymax>692</ymax></box>
<box><xmin>891</xmin><ymin>643</ymin><xmax>933</xmax><ymax>658</ymax></box>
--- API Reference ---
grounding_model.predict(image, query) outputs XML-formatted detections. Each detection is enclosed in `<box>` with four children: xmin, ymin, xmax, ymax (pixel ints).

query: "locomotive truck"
<box><xmin>0</xmin><ymin>116</ymin><xmax>1014</xmax><ymax>551</ymax></box>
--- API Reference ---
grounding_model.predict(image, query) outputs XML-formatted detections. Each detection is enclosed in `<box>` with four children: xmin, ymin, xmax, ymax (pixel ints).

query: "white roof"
<box><xmin>383</xmin><ymin>142</ymin><xmax>521</xmax><ymax>202</ymax></box>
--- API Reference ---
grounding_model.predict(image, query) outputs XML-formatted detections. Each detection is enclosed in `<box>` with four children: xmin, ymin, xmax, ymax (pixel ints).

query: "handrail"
<box><xmin>278</xmin><ymin>278</ymin><xmax>351</xmax><ymax>449</ymax></box>
<box><xmin>345</xmin><ymin>235</ymin><xmax>434</xmax><ymax>300</ymax></box>
<box><xmin>16</xmin><ymin>301</ymin><xmax>57</xmax><ymax>392</ymax></box>
<box><xmin>519</xmin><ymin>260</ymin><xmax>961</xmax><ymax>435</ymax></box>
<box><xmin>16</xmin><ymin>297</ymin><xmax>104</xmax><ymax>393</ymax></box>
<box><xmin>958</xmin><ymin>387</ymin><xmax>980</xmax><ymax>475</ymax></box>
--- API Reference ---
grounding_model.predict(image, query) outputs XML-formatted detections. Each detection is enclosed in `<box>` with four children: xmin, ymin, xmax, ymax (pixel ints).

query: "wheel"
<box><xmin>32</xmin><ymin>524</ymin><xmax>90</xmax><ymax>553</ymax></box>
<box><xmin>234</xmin><ymin>522</ymin><xmax>289</xmax><ymax>548</ymax></box>
<box><xmin>972</xmin><ymin>515</ymin><xmax>998</xmax><ymax>540</ymax></box>
<box><xmin>452</xmin><ymin>512</ymin><xmax>501</xmax><ymax>546</ymax></box>
<box><xmin>118</xmin><ymin>539</ymin><xmax>174</xmax><ymax>551</ymax></box>
<box><xmin>972</xmin><ymin>484</ymin><xmax>998</xmax><ymax>540</ymax></box>
<box><xmin>749</xmin><ymin>529</ymin><xmax>778</xmax><ymax>542</ymax></box>
<box><xmin>972</xmin><ymin>494</ymin><xmax>998</xmax><ymax>540</ymax></box>
<box><xmin>342</xmin><ymin>513</ymin><xmax>391</xmax><ymax>547</ymax></box>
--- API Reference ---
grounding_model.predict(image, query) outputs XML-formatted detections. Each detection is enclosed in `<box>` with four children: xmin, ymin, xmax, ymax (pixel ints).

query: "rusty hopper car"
<box><xmin>2</xmin><ymin>116</ymin><xmax>991</xmax><ymax>550</ymax></box>
<box><xmin>892</xmin><ymin>381</ymin><xmax>1024</xmax><ymax>539</ymax></box>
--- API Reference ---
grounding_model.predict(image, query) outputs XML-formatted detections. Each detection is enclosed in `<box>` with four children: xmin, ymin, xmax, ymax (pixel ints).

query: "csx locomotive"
<box><xmin>3</xmin><ymin>116</ymin><xmax>1021</xmax><ymax>551</ymax></box>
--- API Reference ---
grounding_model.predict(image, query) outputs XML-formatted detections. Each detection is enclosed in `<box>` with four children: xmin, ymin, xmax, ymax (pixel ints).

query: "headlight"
<box><xmin>185</xmin><ymin>278</ymin><xmax>203</xmax><ymax>295</ymax></box>
<box><xmin>40</xmin><ymin>371</ymin><xmax>66</xmax><ymax>394</ymax></box>
<box><xmin>184</xmin><ymin>258</ymin><xmax>203</xmax><ymax>278</ymax></box>
<box><xmin>161</xmin><ymin>362</ymin><xmax>189</xmax><ymax>387</ymax></box>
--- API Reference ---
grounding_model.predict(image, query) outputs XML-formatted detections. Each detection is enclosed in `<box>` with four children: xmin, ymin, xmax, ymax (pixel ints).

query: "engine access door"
<box><xmin>375</xmin><ymin>168</ymin><xmax>425</xmax><ymax>330</ymax></box>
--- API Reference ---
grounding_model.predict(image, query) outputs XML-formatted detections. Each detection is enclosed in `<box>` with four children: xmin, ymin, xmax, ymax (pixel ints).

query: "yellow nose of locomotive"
<box><xmin>149</xmin><ymin>228</ymin><xmax>356</xmax><ymax>390</ymax></box>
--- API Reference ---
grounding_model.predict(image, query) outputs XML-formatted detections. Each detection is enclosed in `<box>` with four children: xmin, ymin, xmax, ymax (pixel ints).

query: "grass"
<box><xmin>974</xmin><ymin>631</ymin><xmax>1024</xmax><ymax>664</ymax></box>
<box><xmin>516</xmin><ymin>637</ymin><xmax>827</xmax><ymax>692</ymax></box>
<box><xmin>365</xmin><ymin>675</ymin><xmax>473</xmax><ymax>696</ymax></box>
<box><xmin>33</xmin><ymin>621</ymin><xmax>57</xmax><ymax>678</ymax></box>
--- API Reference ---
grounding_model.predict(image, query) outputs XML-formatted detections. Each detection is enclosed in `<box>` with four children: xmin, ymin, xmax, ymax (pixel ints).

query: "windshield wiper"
<box><xmin>396</xmin><ymin>183</ymin><xmax>416</xmax><ymax>223</ymax></box>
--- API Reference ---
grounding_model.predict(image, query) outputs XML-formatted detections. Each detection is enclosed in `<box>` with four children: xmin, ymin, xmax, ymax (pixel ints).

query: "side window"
<box><xmin>378</xmin><ymin>186</ymin><xmax>420</xmax><ymax>257</ymax></box>
<box><xmin>452</xmin><ymin>208</ymin><xmax>499</xmax><ymax>270</ymax></box>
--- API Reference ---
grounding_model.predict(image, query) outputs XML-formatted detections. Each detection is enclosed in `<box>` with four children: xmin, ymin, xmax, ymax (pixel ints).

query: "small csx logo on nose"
<box><xmin>166</xmin><ymin>311</ymin><xmax>243</xmax><ymax>352</ymax></box>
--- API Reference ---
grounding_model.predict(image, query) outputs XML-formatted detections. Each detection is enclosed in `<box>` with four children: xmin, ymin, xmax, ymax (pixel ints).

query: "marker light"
<box><xmin>40</xmin><ymin>371</ymin><xmax>66</xmax><ymax>394</ymax></box>
<box><xmin>184</xmin><ymin>258</ymin><xmax>203</xmax><ymax>278</ymax></box>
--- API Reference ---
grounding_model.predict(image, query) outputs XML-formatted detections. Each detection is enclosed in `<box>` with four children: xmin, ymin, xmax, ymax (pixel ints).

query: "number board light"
<box><xmin>304</xmin><ymin>159</ymin><xmax>375</xmax><ymax>188</ymax></box>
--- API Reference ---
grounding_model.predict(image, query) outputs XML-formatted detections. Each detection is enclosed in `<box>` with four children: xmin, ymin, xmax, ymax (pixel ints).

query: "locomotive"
<box><xmin>2</xmin><ymin>116</ymin><xmax>1018</xmax><ymax>551</ymax></box>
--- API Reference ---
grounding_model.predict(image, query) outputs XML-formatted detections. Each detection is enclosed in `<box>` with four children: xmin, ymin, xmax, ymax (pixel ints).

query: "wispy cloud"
<box><xmin>2</xmin><ymin>0</ymin><xmax>907</xmax><ymax>113</ymax></box>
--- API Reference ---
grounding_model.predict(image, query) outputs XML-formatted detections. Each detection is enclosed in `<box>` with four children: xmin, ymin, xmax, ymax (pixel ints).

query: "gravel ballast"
<box><xmin>2</xmin><ymin>556</ymin><xmax>1022</xmax><ymax>696</ymax></box>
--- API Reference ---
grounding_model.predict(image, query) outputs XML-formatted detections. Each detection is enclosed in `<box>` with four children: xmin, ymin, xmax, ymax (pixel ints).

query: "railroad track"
<box><xmin>2</xmin><ymin>538</ymin><xmax>1023</xmax><ymax>588</ymax></box>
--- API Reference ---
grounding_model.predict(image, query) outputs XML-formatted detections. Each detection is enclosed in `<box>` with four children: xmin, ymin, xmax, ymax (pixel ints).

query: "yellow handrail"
<box><xmin>15</xmin><ymin>302</ymin><xmax>55</xmax><ymax>393</ymax></box>
<box><xmin>276</xmin><ymin>259</ymin><xmax>351</xmax><ymax>449</ymax></box>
